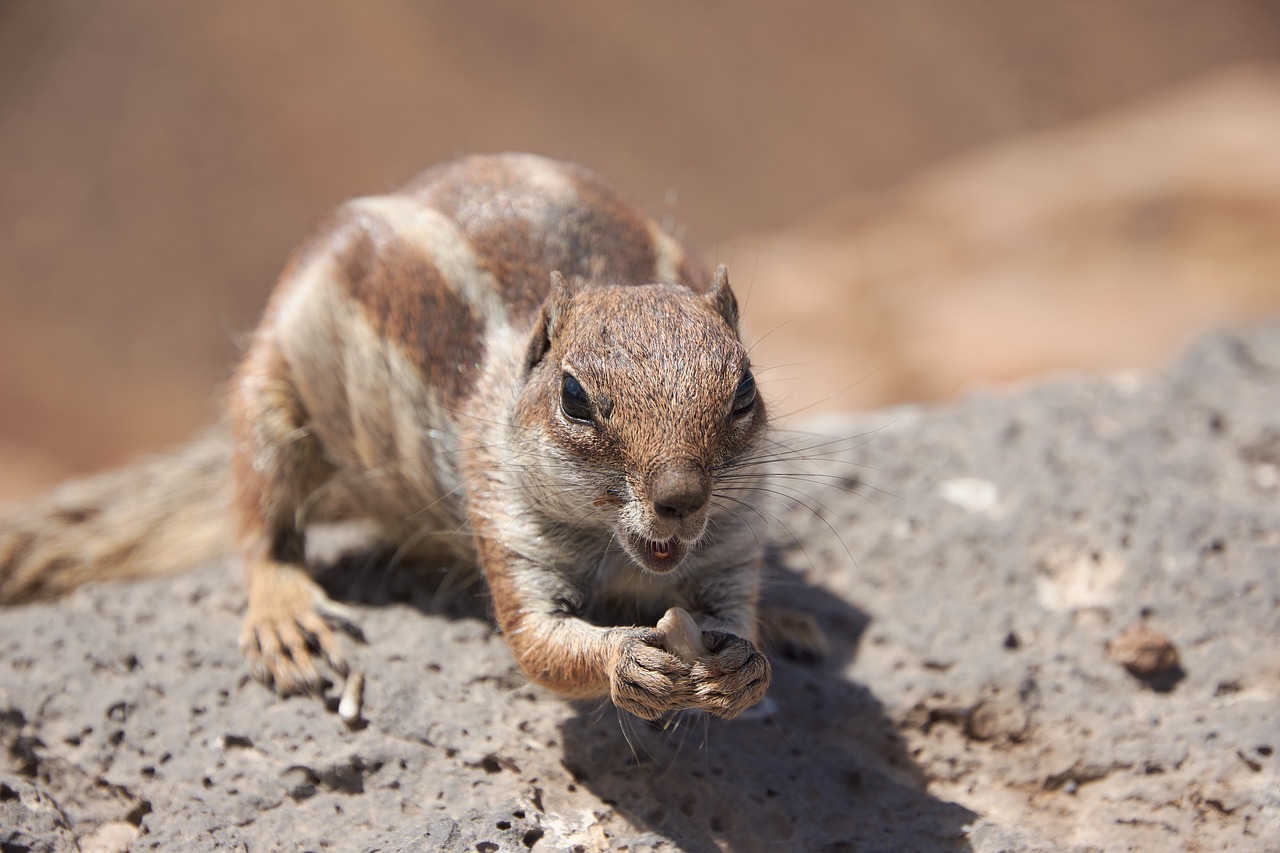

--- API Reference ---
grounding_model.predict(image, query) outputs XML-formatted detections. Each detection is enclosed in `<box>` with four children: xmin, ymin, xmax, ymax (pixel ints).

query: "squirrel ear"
<box><xmin>707</xmin><ymin>264</ymin><xmax>740</xmax><ymax>332</ymax></box>
<box><xmin>524</xmin><ymin>270</ymin><xmax>574</xmax><ymax>372</ymax></box>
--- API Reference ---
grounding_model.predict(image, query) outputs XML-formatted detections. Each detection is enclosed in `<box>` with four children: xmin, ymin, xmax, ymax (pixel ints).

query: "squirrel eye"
<box><xmin>561</xmin><ymin>374</ymin><xmax>594</xmax><ymax>424</ymax></box>
<box><xmin>732</xmin><ymin>368</ymin><xmax>757</xmax><ymax>417</ymax></box>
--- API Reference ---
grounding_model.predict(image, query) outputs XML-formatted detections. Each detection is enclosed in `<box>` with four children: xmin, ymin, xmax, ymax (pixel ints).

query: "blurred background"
<box><xmin>3</xmin><ymin>0</ymin><xmax>1280</xmax><ymax>501</ymax></box>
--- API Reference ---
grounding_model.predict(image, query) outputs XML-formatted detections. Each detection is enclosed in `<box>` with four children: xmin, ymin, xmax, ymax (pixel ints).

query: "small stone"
<box><xmin>965</xmin><ymin>697</ymin><xmax>1030</xmax><ymax>742</ymax></box>
<box><xmin>77</xmin><ymin>820</ymin><xmax>138</xmax><ymax>853</ymax></box>
<box><xmin>282</xmin><ymin>766</ymin><xmax>319</xmax><ymax>801</ymax></box>
<box><xmin>1108</xmin><ymin>624</ymin><xmax>1180</xmax><ymax>675</ymax></box>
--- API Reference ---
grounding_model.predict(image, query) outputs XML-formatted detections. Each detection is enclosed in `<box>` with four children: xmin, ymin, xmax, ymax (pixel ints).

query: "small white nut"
<box><xmin>338</xmin><ymin>671</ymin><xmax>364</xmax><ymax>725</ymax></box>
<box><xmin>657</xmin><ymin>607</ymin><xmax>709</xmax><ymax>663</ymax></box>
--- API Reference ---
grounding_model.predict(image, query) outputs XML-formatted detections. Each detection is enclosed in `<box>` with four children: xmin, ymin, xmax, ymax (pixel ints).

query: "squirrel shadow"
<box><xmin>553</xmin><ymin>553</ymin><xmax>976</xmax><ymax>853</ymax></box>
<box><xmin>309</xmin><ymin>523</ymin><xmax>492</xmax><ymax>621</ymax></box>
<box><xmin>311</xmin><ymin>536</ymin><xmax>975</xmax><ymax>852</ymax></box>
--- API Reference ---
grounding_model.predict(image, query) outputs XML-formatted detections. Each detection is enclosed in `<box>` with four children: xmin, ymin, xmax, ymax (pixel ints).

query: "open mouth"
<box><xmin>627</xmin><ymin>533</ymin><xmax>687</xmax><ymax>574</ymax></box>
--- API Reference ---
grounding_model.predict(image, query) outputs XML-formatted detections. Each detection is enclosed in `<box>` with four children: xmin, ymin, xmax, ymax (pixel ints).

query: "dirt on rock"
<box><xmin>3</xmin><ymin>320</ymin><xmax>1277</xmax><ymax>852</ymax></box>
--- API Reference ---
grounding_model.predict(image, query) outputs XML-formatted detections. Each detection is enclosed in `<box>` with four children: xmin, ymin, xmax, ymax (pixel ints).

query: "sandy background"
<box><xmin>3</xmin><ymin>1</ymin><xmax>1280</xmax><ymax>501</ymax></box>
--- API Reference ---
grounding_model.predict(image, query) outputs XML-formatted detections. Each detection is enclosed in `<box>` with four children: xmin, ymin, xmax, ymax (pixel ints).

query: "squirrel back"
<box><xmin>2</xmin><ymin>154</ymin><xmax>787</xmax><ymax>721</ymax></box>
<box><xmin>0</xmin><ymin>153</ymin><xmax>710</xmax><ymax>603</ymax></box>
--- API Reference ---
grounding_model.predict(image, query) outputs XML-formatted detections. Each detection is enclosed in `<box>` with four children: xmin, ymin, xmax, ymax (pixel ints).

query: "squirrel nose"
<box><xmin>651</xmin><ymin>463</ymin><xmax>710</xmax><ymax>520</ymax></box>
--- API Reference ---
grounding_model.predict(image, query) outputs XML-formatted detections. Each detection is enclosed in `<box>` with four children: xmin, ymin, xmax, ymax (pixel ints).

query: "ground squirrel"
<box><xmin>1</xmin><ymin>153</ymin><xmax>818</xmax><ymax>720</ymax></box>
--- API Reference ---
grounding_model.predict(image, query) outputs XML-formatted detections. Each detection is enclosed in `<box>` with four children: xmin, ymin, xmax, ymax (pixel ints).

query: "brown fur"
<box><xmin>0</xmin><ymin>153</ymin><xmax>805</xmax><ymax>720</ymax></box>
<box><xmin>339</xmin><ymin>225</ymin><xmax>487</xmax><ymax>400</ymax></box>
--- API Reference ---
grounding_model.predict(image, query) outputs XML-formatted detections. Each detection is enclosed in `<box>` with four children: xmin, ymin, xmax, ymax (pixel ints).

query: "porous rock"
<box><xmin>1</xmin><ymin>321</ymin><xmax>1278</xmax><ymax>851</ymax></box>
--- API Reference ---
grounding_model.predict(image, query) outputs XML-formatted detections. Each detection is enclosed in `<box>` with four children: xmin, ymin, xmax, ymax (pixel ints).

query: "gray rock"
<box><xmin>0</xmin><ymin>776</ymin><xmax>77</xmax><ymax>853</ymax></box>
<box><xmin>1</xmin><ymin>321</ymin><xmax>1277</xmax><ymax>851</ymax></box>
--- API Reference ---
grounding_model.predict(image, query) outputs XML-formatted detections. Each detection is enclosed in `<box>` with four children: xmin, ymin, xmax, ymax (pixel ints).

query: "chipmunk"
<box><xmin>1</xmin><ymin>153</ymin><xmax>821</xmax><ymax>720</ymax></box>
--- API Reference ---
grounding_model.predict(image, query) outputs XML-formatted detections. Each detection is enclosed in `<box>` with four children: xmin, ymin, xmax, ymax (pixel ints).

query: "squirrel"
<box><xmin>0</xmin><ymin>153</ymin><xmax>823</xmax><ymax>720</ymax></box>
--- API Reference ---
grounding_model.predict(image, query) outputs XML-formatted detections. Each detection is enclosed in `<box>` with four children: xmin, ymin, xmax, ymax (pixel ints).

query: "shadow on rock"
<box><xmin>309</xmin><ymin>527</ymin><xmax>492</xmax><ymax>623</ymax></box>
<box><xmin>309</xmin><ymin>534</ymin><xmax>975</xmax><ymax>850</ymax></box>
<box><xmin>558</xmin><ymin>558</ymin><xmax>976</xmax><ymax>853</ymax></box>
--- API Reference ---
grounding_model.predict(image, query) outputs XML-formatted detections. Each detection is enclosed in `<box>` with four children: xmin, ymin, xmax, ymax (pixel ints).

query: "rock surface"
<box><xmin>2</xmin><ymin>320</ymin><xmax>1279</xmax><ymax>852</ymax></box>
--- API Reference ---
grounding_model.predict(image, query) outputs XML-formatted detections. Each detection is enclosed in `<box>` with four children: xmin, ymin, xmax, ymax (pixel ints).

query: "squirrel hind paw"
<box><xmin>240</xmin><ymin>618</ymin><xmax>330</xmax><ymax>696</ymax></box>
<box><xmin>240</xmin><ymin>565</ymin><xmax>356</xmax><ymax>695</ymax></box>
<box><xmin>756</xmin><ymin>604</ymin><xmax>830</xmax><ymax>664</ymax></box>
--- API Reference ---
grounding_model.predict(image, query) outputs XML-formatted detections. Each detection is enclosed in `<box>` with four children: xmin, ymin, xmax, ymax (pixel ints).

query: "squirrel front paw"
<box><xmin>654</xmin><ymin>607</ymin><xmax>772</xmax><ymax>719</ymax></box>
<box><xmin>609</xmin><ymin>629</ymin><xmax>694</xmax><ymax>721</ymax></box>
<box><xmin>687</xmin><ymin>631</ymin><xmax>772</xmax><ymax>719</ymax></box>
<box><xmin>240</xmin><ymin>563</ymin><xmax>359</xmax><ymax>696</ymax></box>
<box><xmin>610</xmin><ymin>620</ymin><xmax>772</xmax><ymax>720</ymax></box>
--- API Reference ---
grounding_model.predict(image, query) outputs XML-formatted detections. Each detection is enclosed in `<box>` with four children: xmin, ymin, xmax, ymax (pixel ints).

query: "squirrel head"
<box><xmin>514</xmin><ymin>266</ymin><xmax>766</xmax><ymax>573</ymax></box>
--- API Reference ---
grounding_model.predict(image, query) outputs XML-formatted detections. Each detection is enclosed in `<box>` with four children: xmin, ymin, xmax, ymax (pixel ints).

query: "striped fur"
<box><xmin>2</xmin><ymin>153</ymin><xmax>779</xmax><ymax>719</ymax></box>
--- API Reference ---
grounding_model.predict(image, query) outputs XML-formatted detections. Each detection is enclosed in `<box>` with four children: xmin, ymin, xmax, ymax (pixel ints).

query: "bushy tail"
<box><xmin>0</xmin><ymin>427</ymin><xmax>234</xmax><ymax>603</ymax></box>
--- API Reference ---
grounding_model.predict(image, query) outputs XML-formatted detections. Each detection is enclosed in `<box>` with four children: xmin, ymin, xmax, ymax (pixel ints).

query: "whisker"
<box><xmin>745</xmin><ymin>318</ymin><xmax>794</xmax><ymax>355</ymax></box>
<box><xmin>720</xmin><ymin>470</ymin><xmax>892</xmax><ymax>506</ymax></box>
<box><xmin>718</xmin><ymin>483</ymin><xmax>858</xmax><ymax>570</ymax></box>
<box><xmin>707</xmin><ymin>495</ymin><xmax>769</xmax><ymax>551</ymax></box>
<box><xmin>712</xmin><ymin>491</ymin><xmax>822</xmax><ymax>578</ymax></box>
<box><xmin>770</xmin><ymin>366</ymin><xmax>888</xmax><ymax>421</ymax></box>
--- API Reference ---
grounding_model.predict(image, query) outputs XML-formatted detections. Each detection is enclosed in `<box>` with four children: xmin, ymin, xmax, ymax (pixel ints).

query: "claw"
<box><xmin>314</xmin><ymin>596</ymin><xmax>365</xmax><ymax>643</ymax></box>
<box><xmin>297</xmin><ymin>609</ymin><xmax>349</xmax><ymax>678</ymax></box>
<box><xmin>241</xmin><ymin>562</ymin><xmax>360</xmax><ymax>698</ymax></box>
